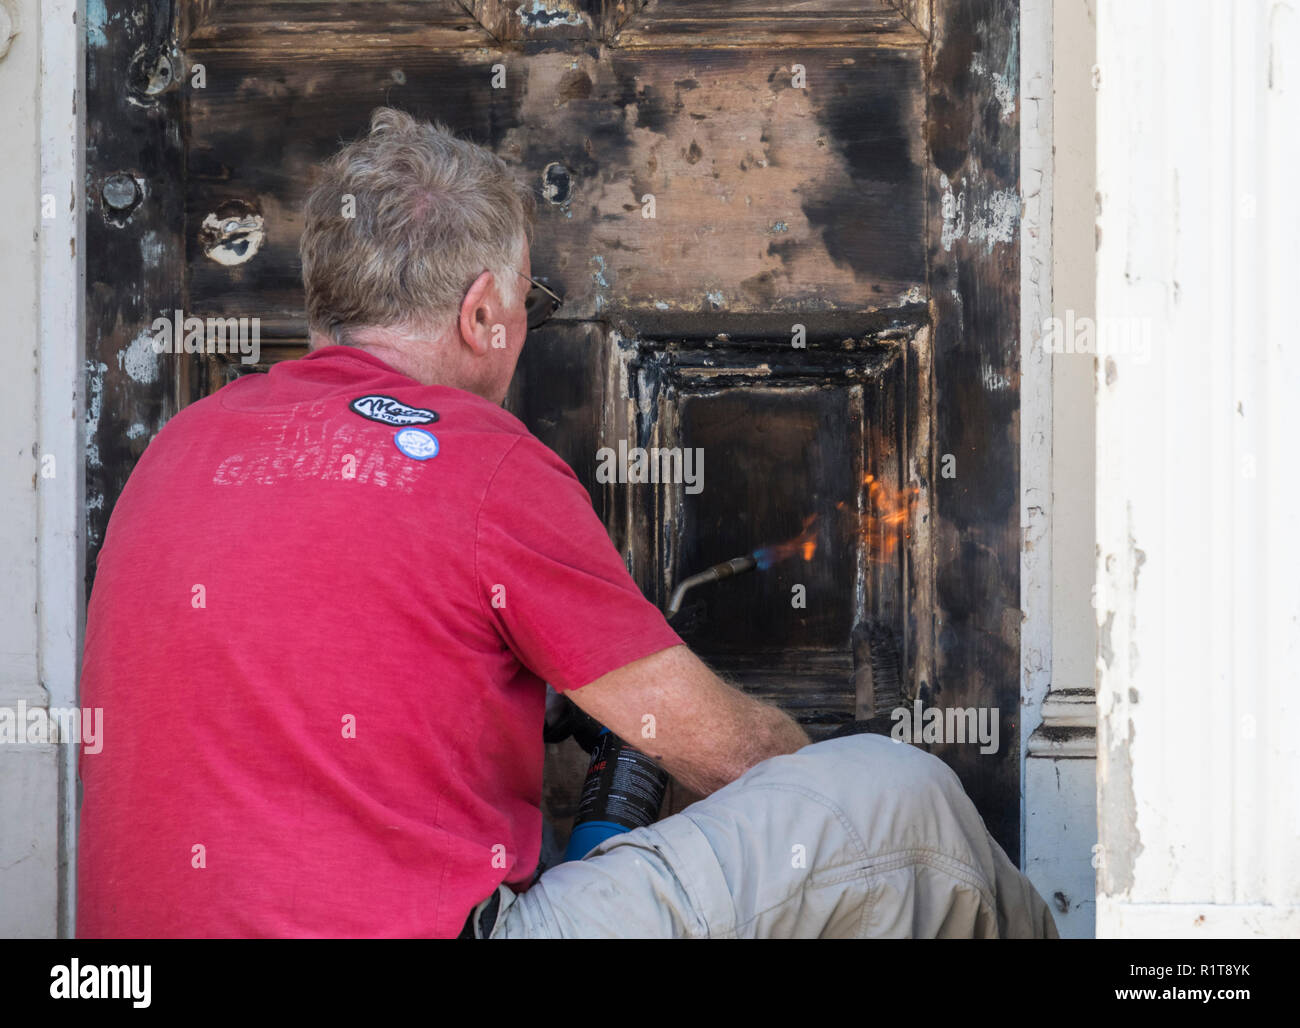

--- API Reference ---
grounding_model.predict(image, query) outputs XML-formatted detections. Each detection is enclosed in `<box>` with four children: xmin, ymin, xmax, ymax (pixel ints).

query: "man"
<box><xmin>77</xmin><ymin>108</ymin><xmax>1057</xmax><ymax>939</ymax></box>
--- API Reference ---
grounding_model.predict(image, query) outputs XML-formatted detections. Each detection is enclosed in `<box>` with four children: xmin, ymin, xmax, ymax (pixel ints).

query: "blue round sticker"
<box><xmin>394</xmin><ymin>427</ymin><xmax>439</xmax><ymax>460</ymax></box>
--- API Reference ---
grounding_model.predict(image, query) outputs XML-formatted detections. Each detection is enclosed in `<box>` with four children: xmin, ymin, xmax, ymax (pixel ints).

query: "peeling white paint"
<box><xmin>993</xmin><ymin>75</ymin><xmax>1017</xmax><ymax>121</ymax></box>
<box><xmin>119</xmin><ymin>330</ymin><xmax>159</xmax><ymax>385</ymax></box>
<box><xmin>968</xmin><ymin>189</ymin><xmax>1021</xmax><ymax>253</ymax></box>
<box><xmin>940</xmin><ymin>172</ymin><xmax>966</xmax><ymax>252</ymax></box>
<box><xmin>972</xmin><ymin>52</ymin><xmax>1018</xmax><ymax>122</ymax></box>
<box><xmin>941</xmin><ymin>173</ymin><xmax>1020</xmax><ymax>255</ymax></box>
<box><xmin>200</xmin><ymin>210</ymin><xmax>265</xmax><ymax>266</ymax></box>
<box><xmin>140</xmin><ymin>229</ymin><xmax>167</xmax><ymax>267</ymax></box>
<box><xmin>982</xmin><ymin>363</ymin><xmax>1013</xmax><ymax>391</ymax></box>
<box><xmin>83</xmin><ymin>360</ymin><xmax>107</xmax><ymax>470</ymax></box>
<box><xmin>515</xmin><ymin>1</ymin><xmax>585</xmax><ymax>28</ymax></box>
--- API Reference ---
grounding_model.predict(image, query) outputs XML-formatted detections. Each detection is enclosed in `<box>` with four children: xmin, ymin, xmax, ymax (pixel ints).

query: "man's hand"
<box><xmin>564</xmin><ymin>645</ymin><xmax>811</xmax><ymax>797</ymax></box>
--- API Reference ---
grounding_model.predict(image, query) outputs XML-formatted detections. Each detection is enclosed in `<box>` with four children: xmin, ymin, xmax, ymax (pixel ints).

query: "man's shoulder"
<box><xmin>154</xmin><ymin>364</ymin><xmax>532</xmax><ymax>439</ymax></box>
<box><xmin>129</xmin><ymin>363</ymin><xmax>571</xmax><ymax>495</ymax></box>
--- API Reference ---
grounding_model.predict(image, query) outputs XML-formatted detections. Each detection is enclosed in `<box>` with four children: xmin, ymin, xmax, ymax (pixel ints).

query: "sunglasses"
<box><xmin>515</xmin><ymin>269</ymin><xmax>564</xmax><ymax>330</ymax></box>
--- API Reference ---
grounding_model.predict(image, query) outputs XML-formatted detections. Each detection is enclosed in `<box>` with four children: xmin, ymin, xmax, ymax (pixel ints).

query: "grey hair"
<box><xmin>300</xmin><ymin>108</ymin><xmax>536</xmax><ymax>345</ymax></box>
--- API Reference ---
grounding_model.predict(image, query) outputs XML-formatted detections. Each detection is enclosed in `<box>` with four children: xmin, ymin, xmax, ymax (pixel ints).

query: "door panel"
<box><xmin>181</xmin><ymin>45</ymin><xmax>927</xmax><ymax>326</ymax></box>
<box><xmin>87</xmin><ymin>0</ymin><xmax>1022</xmax><ymax>859</ymax></box>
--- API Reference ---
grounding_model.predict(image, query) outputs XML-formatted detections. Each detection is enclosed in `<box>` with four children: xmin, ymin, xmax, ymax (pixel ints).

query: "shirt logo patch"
<box><xmin>349</xmin><ymin>395</ymin><xmax>439</xmax><ymax>426</ymax></box>
<box><xmin>394</xmin><ymin>428</ymin><xmax>440</xmax><ymax>461</ymax></box>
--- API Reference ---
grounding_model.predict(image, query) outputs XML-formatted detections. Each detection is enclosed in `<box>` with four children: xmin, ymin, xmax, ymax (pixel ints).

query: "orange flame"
<box><xmin>751</xmin><ymin>474</ymin><xmax>917</xmax><ymax>570</ymax></box>
<box><xmin>837</xmin><ymin>473</ymin><xmax>919</xmax><ymax>561</ymax></box>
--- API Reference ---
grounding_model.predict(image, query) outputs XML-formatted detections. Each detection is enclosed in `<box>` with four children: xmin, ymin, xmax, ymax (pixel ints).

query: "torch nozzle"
<box><xmin>666</xmin><ymin>555</ymin><xmax>758</xmax><ymax>619</ymax></box>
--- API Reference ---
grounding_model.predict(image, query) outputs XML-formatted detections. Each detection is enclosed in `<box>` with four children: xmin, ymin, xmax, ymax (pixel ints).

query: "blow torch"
<box><xmin>555</xmin><ymin>553</ymin><xmax>759</xmax><ymax>862</ymax></box>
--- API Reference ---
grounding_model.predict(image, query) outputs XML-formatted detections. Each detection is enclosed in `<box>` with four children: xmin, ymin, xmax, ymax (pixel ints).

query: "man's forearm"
<box><xmin>666</xmin><ymin>700</ymin><xmax>811</xmax><ymax>798</ymax></box>
<box><xmin>567</xmin><ymin>645</ymin><xmax>813</xmax><ymax>801</ymax></box>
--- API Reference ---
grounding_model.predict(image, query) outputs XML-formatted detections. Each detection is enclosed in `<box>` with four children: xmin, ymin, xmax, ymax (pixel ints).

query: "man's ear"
<box><xmin>458</xmin><ymin>270</ymin><xmax>498</xmax><ymax>358</ymax></box>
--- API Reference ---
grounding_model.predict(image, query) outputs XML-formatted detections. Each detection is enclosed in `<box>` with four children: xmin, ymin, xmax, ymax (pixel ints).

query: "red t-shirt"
<box><xmin>76</xmin><ymin>345</ymin><xmax>681</xmax><ymax>938</ymax></box>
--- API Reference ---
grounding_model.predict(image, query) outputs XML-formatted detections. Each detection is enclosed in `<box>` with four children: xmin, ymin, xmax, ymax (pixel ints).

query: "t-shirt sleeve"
<box><xmin>475</xmin><ymin>436</ymin><xmax>683</xmax><ymax>691</ymax></box>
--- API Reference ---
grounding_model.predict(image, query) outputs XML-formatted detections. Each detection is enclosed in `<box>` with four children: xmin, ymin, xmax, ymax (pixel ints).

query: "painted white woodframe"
<box><xmin>1021</xmin><ymin>0</ymin><xmax>1099</xmax><ymax>939</ymax></box>
<box><xmin>1095</xmin><ymin>0</ymin><xmax>1300</xmax><ymax>937</ymax></box>
<box><xmin>0</xmin><ymin>0</ymin><xmax>83</xmax><ymax>938</ymax></box>
<box><xmin>39</xmin><ymin>0</ymin><xmax>87</xmax><ymax>939</ymax></box>
<box><xmin>0</xmin><ymin>0</ymin><xmax>54</xmax><ymax>938</ymax></box>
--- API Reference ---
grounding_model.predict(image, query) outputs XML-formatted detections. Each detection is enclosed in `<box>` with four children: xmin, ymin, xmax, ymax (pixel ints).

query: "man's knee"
<box><xmin>766</xmin><ymin>733</ymin><xmax>961</xmax><ymax>794</ymax></box>
<box><xmin>738</xmin><ymin>733</ymin><xmax>977</xmax><ymax>836</ymax></box>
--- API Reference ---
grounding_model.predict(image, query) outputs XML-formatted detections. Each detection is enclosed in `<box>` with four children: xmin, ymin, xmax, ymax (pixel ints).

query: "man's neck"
<box><xmin>309</xmin><ymin>329</ymin><xmax>501</xmax><ymax>405</ymax></box>
<box><xmin>310</xmin><ymin>329</ymin><xmax>443</xmax><ymax>387</ymax></box>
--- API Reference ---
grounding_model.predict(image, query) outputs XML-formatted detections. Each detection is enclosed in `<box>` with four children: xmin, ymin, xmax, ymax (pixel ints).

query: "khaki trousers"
<box><xmin>472</xmin><ymin>734</ymin><xmax>1059</xmax><ymax>939</ymax></box>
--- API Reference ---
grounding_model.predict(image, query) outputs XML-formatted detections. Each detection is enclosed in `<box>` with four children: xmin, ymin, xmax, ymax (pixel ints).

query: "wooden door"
<box><xmin>87</xmin><ymin>0</ymin><xmax>1022</xmax><ymax>858</ymax></box>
